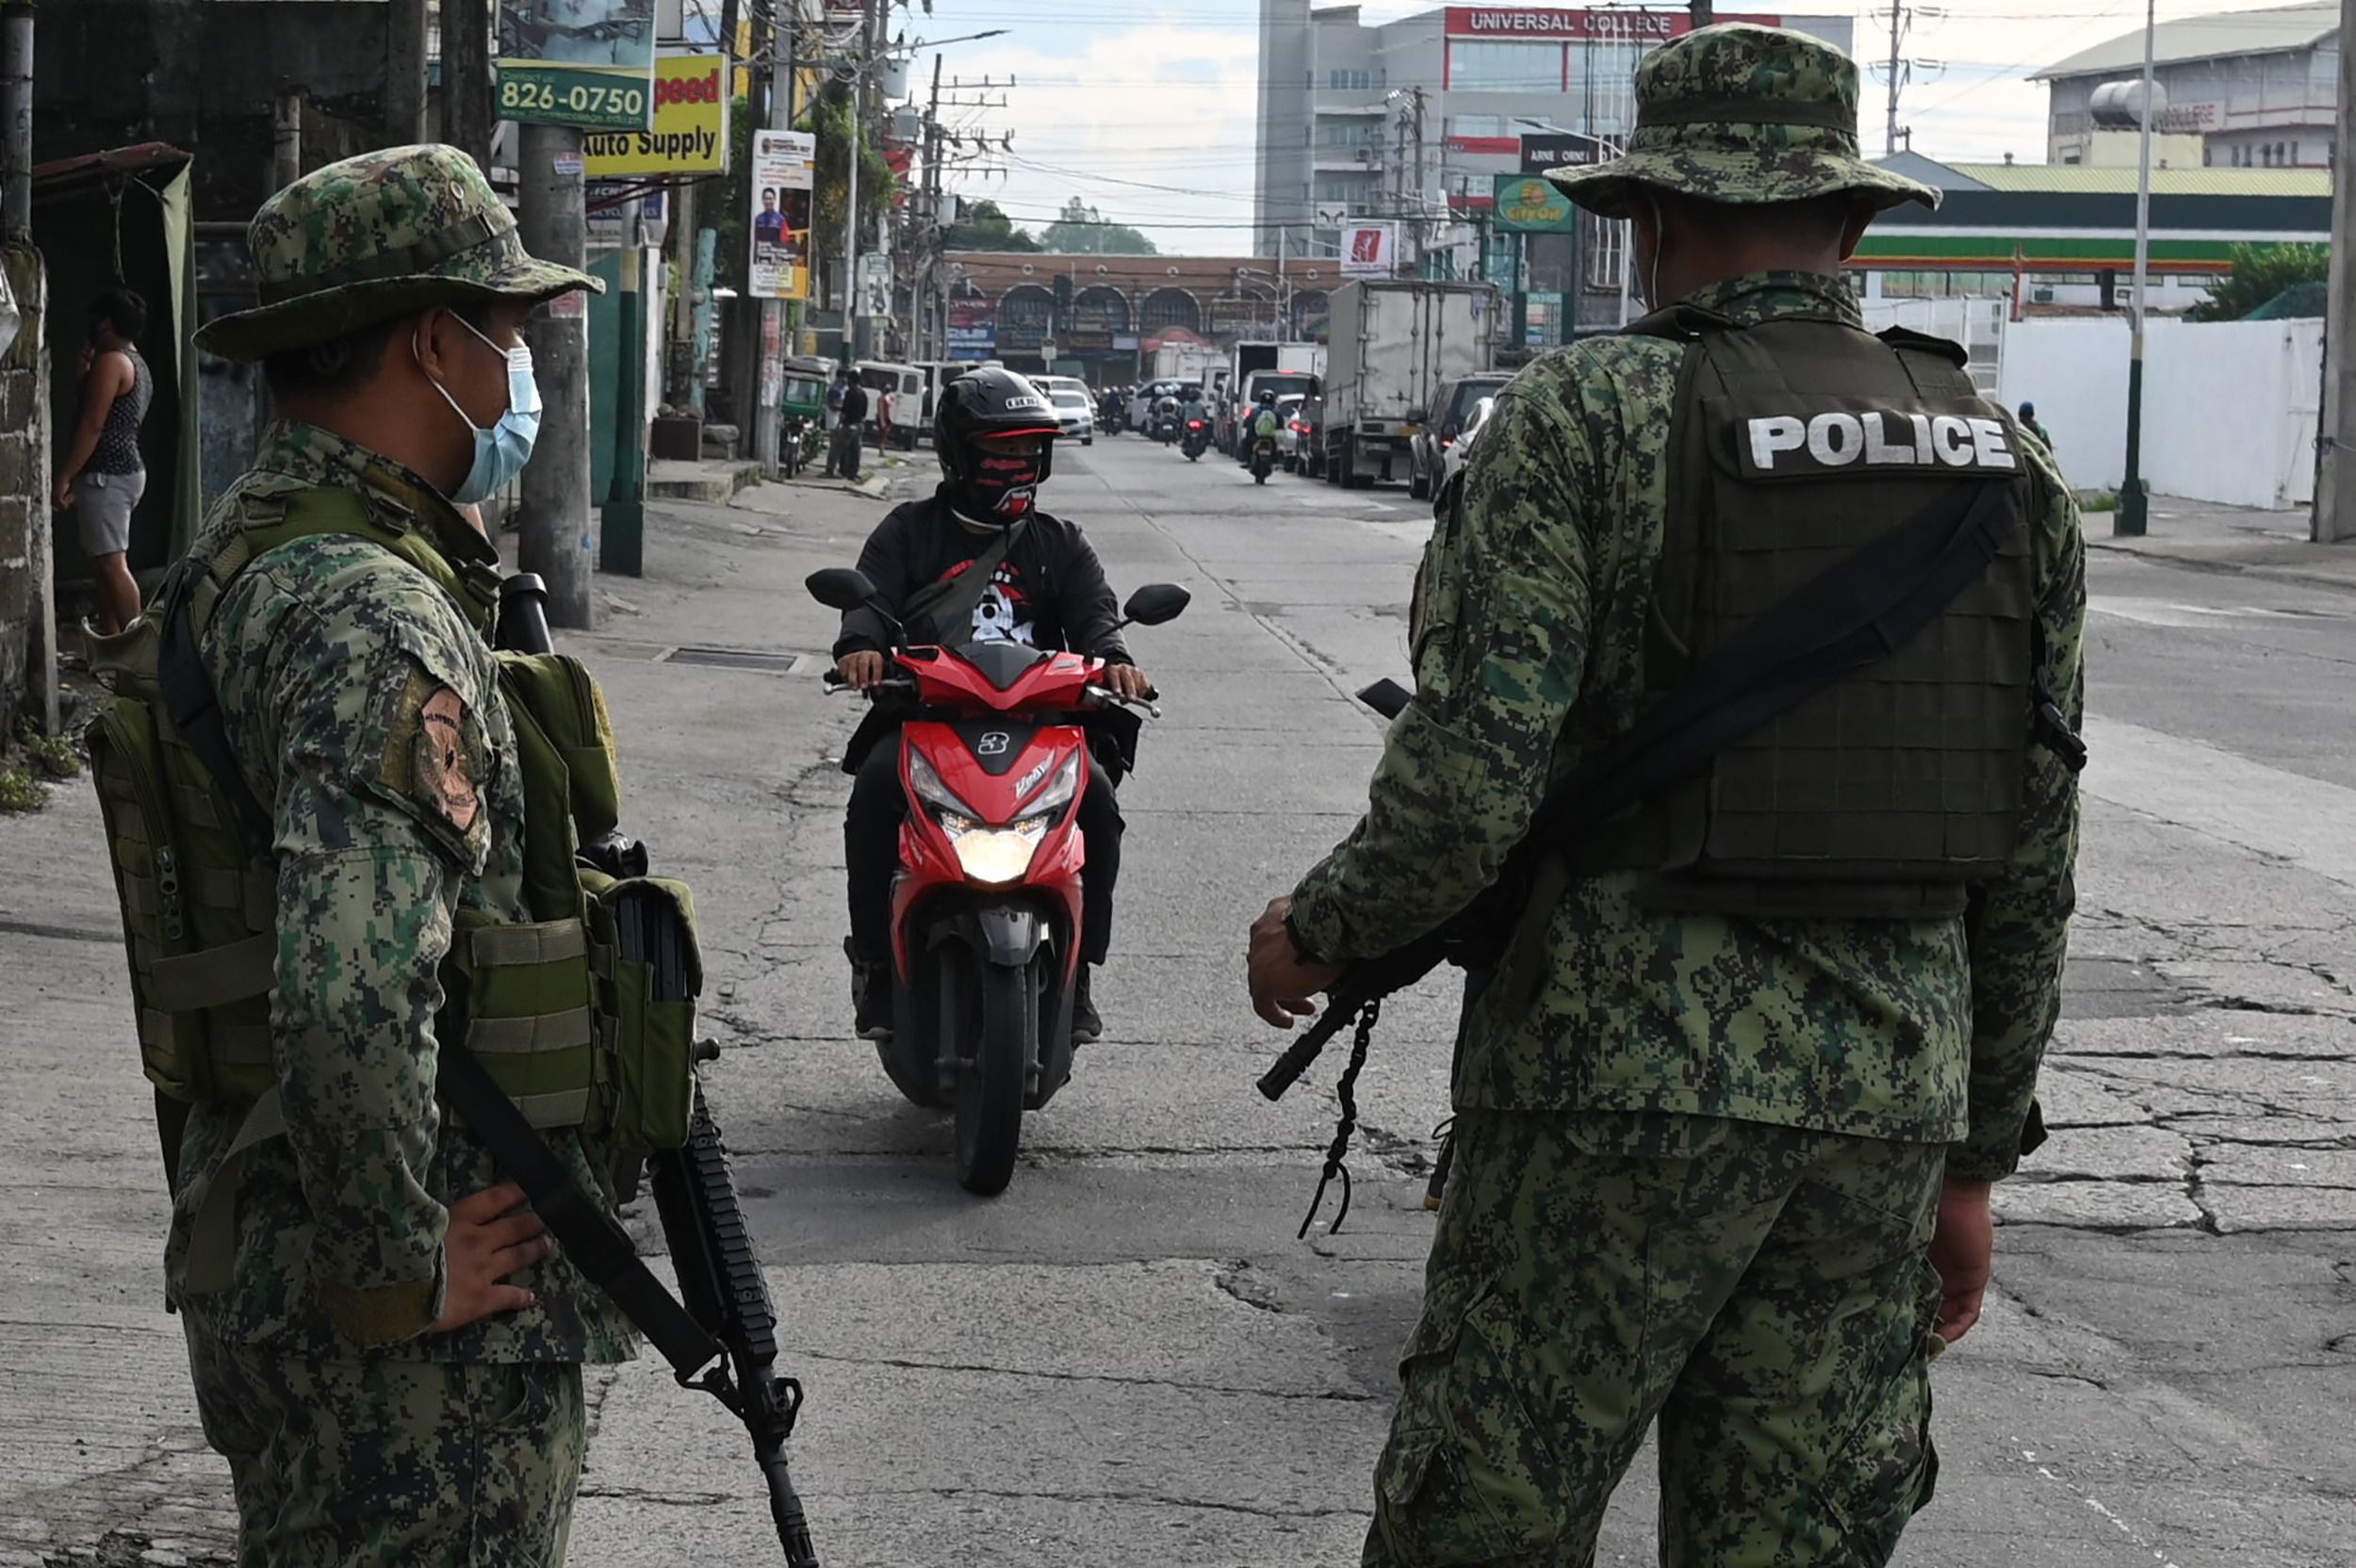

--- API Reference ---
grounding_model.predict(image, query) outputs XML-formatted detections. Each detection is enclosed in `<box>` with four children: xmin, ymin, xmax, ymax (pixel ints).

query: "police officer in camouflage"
<box><xmin>158</xmin><ymin>146</ymin><xmax>622</xmax><ymax>1563</ymax></box>
<box><xmin>1248</xmin><ymin>24</ymin><xmax>2085</xmax><ymax>1566</ymax></box>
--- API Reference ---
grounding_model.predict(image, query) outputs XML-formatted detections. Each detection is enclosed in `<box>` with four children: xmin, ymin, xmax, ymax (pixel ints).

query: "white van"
<box><xmin>856</xmin><ymin>360</ymin><xmax>926</xmax><ymax>449</ymax></box>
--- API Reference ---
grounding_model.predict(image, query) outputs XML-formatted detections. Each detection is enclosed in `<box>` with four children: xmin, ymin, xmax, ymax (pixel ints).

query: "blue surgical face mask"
<box><xmin>418</xmin><ymin>313</ymin><xmax>542</xmax><ymax>505</ymax></box>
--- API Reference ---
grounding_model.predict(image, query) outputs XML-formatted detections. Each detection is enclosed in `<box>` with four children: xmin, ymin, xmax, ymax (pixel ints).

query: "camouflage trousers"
<box><xmin>184</xmin><ymin>1328</ymin><xmax>585</xmax><ymax>1568</ymax></box>
<box><xmin>1363</xmin><ymin>1110</ymin><xmax>1948</xmax><ymax>1568</ymax></box>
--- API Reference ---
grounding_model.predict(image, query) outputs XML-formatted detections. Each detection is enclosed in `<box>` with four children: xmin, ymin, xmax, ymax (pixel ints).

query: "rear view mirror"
<box><xmin>1405</xmin><ymin>405</ymin><xmax>1430</xmax><ymax>423</ymax></box>
<box><xmin>806</xmin><ymin>567</ymin><xmax>878</xmax><ymax>611</ymax></box>
<box><xmin>1121</xmin><ymin>583</ymin><xmax>1191</xmax><ymax>627</ymax></box>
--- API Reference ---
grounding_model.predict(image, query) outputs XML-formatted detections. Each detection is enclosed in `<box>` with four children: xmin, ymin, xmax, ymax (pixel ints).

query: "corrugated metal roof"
<box><xmin>2033</xmin><ymin>1</ymin><xmax>2337</xmax><ymax>80</ymax></box>
<box><xmin>1939</xmin><ymin>161</ymin><xmax>2332</xmax><ymax>195</ymax></box>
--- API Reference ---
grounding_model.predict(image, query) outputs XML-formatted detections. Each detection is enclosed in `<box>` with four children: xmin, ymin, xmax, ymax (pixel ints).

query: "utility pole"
<box><xmin>2315</xmin><ymin>0</ymin><xmax>2356</xmax><ymax>541</ymax></box>
<box><xmin>605</xmin><ymin>196</ymin><xmax>646</xmax><ymax>575</ymax></box>
<box><xmin>271</xmin><ymin>93</ymin><xmax>302</xmax><ymax>192</ymax></box>
<box><xmin>516</xmin><ymin>123</ymin><xmax>595</xmax><ymax>628</ymax></box>
<box><xmin>1690</xmin><ymin>0</ymin><xmax>1713</xmax><ymax>26</ymax></box>
<box><xmin>910</xmin><ymin>54</ymin><xmax>942</xmax><ymax>363</ymax></box>
<box><xmin>2117</xmin><ymin>0</ymin><xmax>2156</xmax><ymax>538</ymax></box>
<box><xmin>754</xmin><ymin>3</ymin><xmax>794</xmax><ymax>477</ymax></box>
<box><xmin>0</xmin><ymin>1</ymin><xmax>25</xmax><ymax>238</ymax></box>
<box><xmin>1886</xmin><ymin>0</ymin><xmax>1904</xmax><ymax>154</ymax></box>
<box><xmin>387</xmin><ymin>0</ymin><xmax>429</xmax><ymax>141</ymax></box>
<box><xmin>445</xmin><ymin>0</ymin><xmax>494</xmax><ymax>168</ymax></box>
<box><xmin>689</xmin><ymin>0</ymin><xmax>739</xmax><ymax>417</ymax></box>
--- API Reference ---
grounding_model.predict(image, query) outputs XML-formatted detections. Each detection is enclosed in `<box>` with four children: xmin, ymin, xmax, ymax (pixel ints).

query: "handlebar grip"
<box><xmin>822</xmin><ymin>668</ymin><xmax>847</xmax><ymax>689</ymax></box>
<box><xmin>1256</xmin><ymin>1001</ymin><xmax>1353</xmax><ymax>1102</ymax></box>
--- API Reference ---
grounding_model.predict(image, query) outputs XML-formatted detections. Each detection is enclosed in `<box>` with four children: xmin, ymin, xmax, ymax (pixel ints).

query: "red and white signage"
<box><xmin>1443</xmin><ymin>7</ymin><xmax>1779</xmax><ymax>40</ymax></box>
<box><xmin>1340</xmin><ymin>220</ymin><xmax>1399</xmax><ymax>278</ymax></box>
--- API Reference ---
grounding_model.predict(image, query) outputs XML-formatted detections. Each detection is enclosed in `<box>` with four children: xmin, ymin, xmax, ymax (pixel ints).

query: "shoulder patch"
<box><xmin>374</xmin><ymin>665</ymin><xmax>491</xmax><ymax>868</ymax></box>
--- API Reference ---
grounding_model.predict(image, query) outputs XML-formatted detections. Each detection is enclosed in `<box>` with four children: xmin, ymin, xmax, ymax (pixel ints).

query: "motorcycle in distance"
<box><xmin>1150</xmin><ymin>397</ymin><xmax>1183</xmax><ymax>445</ymax></box>
<box><xmin>1249</xmin><ymin>432</ymin><xmax>1278</xmax><ymax>484</ymax></box>
<box><xmin>1180</xmin><ymin>413</ymin><xmax>1211</xmax><ymax>462</ymax></box>
<box><xmin>808</xmin><ymin>568</ymin><xmax>1193</xmax><ymax>1195</ymax></box>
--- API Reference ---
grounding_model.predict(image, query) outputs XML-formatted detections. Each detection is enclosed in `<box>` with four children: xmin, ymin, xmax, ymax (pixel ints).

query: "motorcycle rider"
<box><xmin>834</xmin><ymin>367</ymin><xmax>1153</xmax><ymax>1043</ymax></box>
<box><xmin>1246</xmin><ymin>388</ymin><xmax>1282</xmax><ymax>469</ymax></box>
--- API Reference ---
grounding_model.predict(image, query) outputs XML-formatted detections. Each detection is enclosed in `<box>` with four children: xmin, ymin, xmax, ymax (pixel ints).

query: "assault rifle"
<box><xmin>1258</xmin><ymin>481</ymin><xmax>2086</xmax><ymax>1232</ymax></box>
<box><xmin>458</xmin><ymin>573</ymin><xmax>821</xmax><ymax>1564</ymax></box>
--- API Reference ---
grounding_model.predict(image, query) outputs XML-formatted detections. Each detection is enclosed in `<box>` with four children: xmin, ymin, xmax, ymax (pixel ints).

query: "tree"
<box><xmin>1039</xmin><ymin>196</ymin><xmax>1158</xmax><ymax>255</ymax></box>
<box><xmin>2185</xmin><ymin>241</ymin><xmax>2330</xmax><ymax>322</ymax></box>
<box><xmin>944</xmin><ymin>197</ymin><xmax>1042</xmax><ymax>253</ymax></box>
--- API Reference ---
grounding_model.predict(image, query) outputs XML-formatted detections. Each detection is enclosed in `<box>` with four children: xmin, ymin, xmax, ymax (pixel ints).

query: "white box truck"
<box><xmin>1318</xmin><ymin>280</ymin><xmax>1499</xmax><ymax>488</ymax></box>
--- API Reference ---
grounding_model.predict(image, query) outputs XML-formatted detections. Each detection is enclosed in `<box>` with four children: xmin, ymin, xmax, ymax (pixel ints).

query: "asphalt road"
<box><xmin>4</xmin><ymin>431</ymin><xmax>2350</xmax><ymax>1567</ymax></box>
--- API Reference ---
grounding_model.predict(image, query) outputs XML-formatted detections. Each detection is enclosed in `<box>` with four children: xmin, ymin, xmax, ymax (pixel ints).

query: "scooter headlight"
<box><xmin>946</xmin><ymin>820</ymin><xmax>1047</xmax><ymax>886</ymax></box>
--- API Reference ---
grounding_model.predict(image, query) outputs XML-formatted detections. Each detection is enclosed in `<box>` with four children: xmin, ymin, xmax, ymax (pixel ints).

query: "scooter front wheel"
<box><xmin>954</xmin><ymin>958</ymin><xmax>1032</xmax><ymax>1196</ymax></box>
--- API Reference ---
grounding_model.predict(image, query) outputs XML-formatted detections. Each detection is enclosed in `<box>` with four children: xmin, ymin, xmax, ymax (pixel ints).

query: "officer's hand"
<box><xmin>426</xmin><ymin>1183</ymin><xmax>550</xmax><ymax>1335</ymax></box>
<box><xmin>1249</xmin><ymin>896</ymin><xmax>1343</xmax><ymax>1030</ymax></box>
<box><xmin>1104</xmin><ymin>662</ymin><xmax>1152</xmax><ymax>701</ymax></box>
<box><xmin>1928</xmin><ymin>1177</ymin><xmax>1995</xmax><ymax>1344</ymax></box>
<box><xmin>838</xmin><ymin>651</ymin><xmax>889</xmax><ymax>692</ymax></box>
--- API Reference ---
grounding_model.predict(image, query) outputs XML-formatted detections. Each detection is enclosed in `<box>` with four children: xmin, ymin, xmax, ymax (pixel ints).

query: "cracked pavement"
<box><xmin>3</xmin><ymin>445</ymin><xmax>2352</xmax><ymax>1566</ymax></box>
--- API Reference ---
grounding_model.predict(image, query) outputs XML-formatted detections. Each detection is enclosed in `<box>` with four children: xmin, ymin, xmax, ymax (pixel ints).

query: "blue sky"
<box><xmin>893</xmin><ymin>0</ymin><xmax>2304</xmax><ymax>254</ymax></box>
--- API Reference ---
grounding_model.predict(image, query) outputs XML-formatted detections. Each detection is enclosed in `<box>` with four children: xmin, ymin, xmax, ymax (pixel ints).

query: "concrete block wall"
<box><xmin>0</xmin><ymin>242</ymin><xmax>53</xmax><ymax>730</ymax></box>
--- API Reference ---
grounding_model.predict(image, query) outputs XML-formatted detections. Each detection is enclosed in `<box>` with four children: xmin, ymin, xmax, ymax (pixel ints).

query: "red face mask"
<box><xmin>964</xmin><ymin>444</ymin><xmax>1046</xmax><ymax>520</ymax></box>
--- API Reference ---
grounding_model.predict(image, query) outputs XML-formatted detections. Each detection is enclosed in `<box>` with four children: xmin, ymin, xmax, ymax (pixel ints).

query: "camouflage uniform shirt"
<box><xmin>167</xmin><ymin>422</ymin><xmax>638</xmax><ymax>1362</ymax></box>
<box><xmin>1289</xmin><ymin>272</ymin><xmax>2085</xmax><ymax>1181</ymax></box>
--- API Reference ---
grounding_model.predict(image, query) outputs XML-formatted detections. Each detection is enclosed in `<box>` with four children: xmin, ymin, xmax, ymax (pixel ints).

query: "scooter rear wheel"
<box><xmin>955</xmin><ymin>958</ymin><xmax>1031</xmax><ymax>1196</ymax></box>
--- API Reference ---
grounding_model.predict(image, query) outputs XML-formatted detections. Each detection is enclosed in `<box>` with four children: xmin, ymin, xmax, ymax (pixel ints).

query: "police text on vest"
<box><xmin>1744</xmin><ymin>411</ymin><xmax>2017</xmax><ymax>474</ymax></box>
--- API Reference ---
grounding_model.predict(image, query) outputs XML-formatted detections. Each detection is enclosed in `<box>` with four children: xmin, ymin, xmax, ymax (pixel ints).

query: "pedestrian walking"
<box><xmin>56</xmin><ymin>287</ymin><xmax>153</xmax><ymax>636</ymax></box>
<box><xmin>1247</xmin><ymin>24</ymin><xmax>2086</xmax><ymax>1565</ymax></box>
<box><xmin>877</xmin><ymin>384</ymin><xmax>894</xmax><ymax>453</ymax></box>
<box><xmin>88</xmin><ymin>144</ymin><xmax>634</xmax><ymax>1566</ymax></box>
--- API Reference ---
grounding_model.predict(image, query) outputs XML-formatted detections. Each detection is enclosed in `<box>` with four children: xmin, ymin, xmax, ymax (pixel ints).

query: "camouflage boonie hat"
<box><xmin>1545</xmin><ymin>24</ymin><xmax>1939</xmax><ymax>219</ymax></box>
<box><xmin>195</xmin><ymin>143</ymin><xmax>603</xmax><ymax>362</ymax></box>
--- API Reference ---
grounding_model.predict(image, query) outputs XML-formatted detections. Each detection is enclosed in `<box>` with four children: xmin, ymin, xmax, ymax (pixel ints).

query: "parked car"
<box><xmin>1292</xmin><ymin>395</ymin><xmax>1326</xmax><ymax>480</ymax></box>
<box><xmin>1408</xmin><ymin>372</ymin><xmax>1511</xmax><ymax>500</ymax></box>
<box><xmin>1433</xmin><ymin>392</ymin><xmax>1499</xmax><ymax>506</ymax></box>
<box><xmin>1047</xmin><ymin>384</ymin><xmax>1096</xmax><ymax>445</ymax></box>
<box><xmin>1270</xmin><ymin>393</ymin><xmax>1309</xmax><ymax>471</ymax></box>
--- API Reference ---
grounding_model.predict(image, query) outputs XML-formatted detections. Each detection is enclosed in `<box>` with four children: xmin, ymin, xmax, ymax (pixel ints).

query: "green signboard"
<box><xmin>1491</xmin><ymin>174</ymin><xmax>1579</xmax><ymax>234</ymax></box>
<box><xmin>497</xmin><ymin>64</ymin><xmax>654</xmax><ymax>129</ymax></box>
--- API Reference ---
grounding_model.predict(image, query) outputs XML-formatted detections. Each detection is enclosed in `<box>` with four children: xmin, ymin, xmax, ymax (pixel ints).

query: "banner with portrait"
<box><xmin>749</xmin><ymin>129</ymin><xmax>815</xmax><ymax>302</ymax></box>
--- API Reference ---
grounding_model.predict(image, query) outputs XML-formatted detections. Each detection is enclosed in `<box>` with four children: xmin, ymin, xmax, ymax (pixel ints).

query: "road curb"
<box><xmin>2086</xmin><ymin>535</ymin><xmax>2356</xmax><ymax>594</ymax></box>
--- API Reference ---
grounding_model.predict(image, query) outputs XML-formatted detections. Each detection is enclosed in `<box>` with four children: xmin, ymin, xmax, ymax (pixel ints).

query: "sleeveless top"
<box><xmin>91</xmin><ymin>347</ymin><xmax>152</xmax><ymax>475</ymax></box>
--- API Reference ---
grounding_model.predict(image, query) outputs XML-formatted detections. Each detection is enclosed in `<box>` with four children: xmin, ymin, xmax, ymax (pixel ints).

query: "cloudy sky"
<box><xmin>893</xmin><ymin>0</ymin><xmax>2310</xmax><ymax>253</ymax></box>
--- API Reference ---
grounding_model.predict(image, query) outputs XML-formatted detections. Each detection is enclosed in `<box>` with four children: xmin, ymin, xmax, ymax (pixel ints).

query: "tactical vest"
<box><xmin>86</xmin><ymin>484</ymin><xmax>700</xmax><ymax>1259</ymax></box>
<box><xmin>1583</xmin><ymin>308</ymin><xmax>2039</xmax><ymax>920</ymax></box>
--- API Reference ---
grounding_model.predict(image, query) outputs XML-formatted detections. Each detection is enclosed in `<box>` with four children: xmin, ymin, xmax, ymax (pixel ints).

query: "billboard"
<box><xmin>497</xmin><ymin>0</ymin><xmax>657</xmax><ymax>131</ymax></box>
<box><xmin>946</xmin><ymin>298</ymin><xmax>997</xmax><ymax>361</ymax></box>
<box><xmin>1491</xmin><ymin>174</ymin><xmax>1579</xmax><ymax>233</ymax></box>
<box><xmin>1441</xmin><ymin>8</ymin><xmax>1791</xmax><ymax>41</ymax></box>
<box><xmin>583</xmin><ymin>53</ymin><xmax>729</xmax><ymax>175</ymax></box>
<box><xmin>1340</xmin><ymin>220</ymin><xmax>1399</xmax><ymax>278</ymax></box>
<box><xmin>1518</xmin><ymin>134</ymin><xmax>1603</xmax><ymax>173</ymax></box>
<box><xmin>748</xmin><ymin>129</ymin><xmax>814</xmax><ymax>301</ymax></box>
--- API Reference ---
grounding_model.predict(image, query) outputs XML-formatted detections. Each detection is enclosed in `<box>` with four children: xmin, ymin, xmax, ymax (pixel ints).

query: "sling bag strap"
<box><xmin>900</xmin><ymin>514</ymin><xmax>1032</xmax><ymax>644</ymax></box>
<box><xmin>435</xmin><ymin>1042</ymin><xmax>721</xmax><ymax>1380</ymax></box>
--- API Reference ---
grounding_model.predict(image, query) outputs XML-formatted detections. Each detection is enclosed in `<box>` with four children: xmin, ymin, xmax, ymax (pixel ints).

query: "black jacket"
<box><xmin>832</xmin><ymin>490</ymin><xmax>1133</xmax><ymax>665</ymax></box>
<box><xmin>839</xmin><ymin>382</ymin><xmax>870</xmax><ymax>422</ymax></box>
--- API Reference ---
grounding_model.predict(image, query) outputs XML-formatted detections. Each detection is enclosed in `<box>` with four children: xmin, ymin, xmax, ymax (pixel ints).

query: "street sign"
<box><xmin>496</xmin><ymin>0</ymin><xmax>658</xmax><ymax>131</ymax></box>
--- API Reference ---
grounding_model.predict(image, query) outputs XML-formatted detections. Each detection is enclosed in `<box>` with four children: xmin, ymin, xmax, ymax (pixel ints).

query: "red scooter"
<box><xmin>809</xmin><ymin>568</ymin><xmax>1190</xmax><ymax>1194</ymax></box>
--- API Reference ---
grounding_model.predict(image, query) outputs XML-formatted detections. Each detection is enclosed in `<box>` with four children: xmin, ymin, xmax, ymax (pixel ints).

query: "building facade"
<box><xmin>2037</xmin><ymin>2</ymin><xmax>2339</xmax><ymax>170</ymax></box>
<box><xmin>1253</xmin><ymin>3</ymin><xmax>1854</xmax><ymax>341</ymax></box>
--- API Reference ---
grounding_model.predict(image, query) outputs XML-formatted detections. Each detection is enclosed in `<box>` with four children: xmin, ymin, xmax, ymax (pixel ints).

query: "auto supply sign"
<box><xmin>748</xmin><ymin>129</ymin><xmax>815</xmax><ymax>301</ymax></box>
<box><xmin>583</xmin><ymin>52</ymin><xmax>728</xmax><ymax>174</ymax></box>
<box><xmin>1341</xmin><ymin>220</ymin><xmax>1399</xmax><ymax>278</ymax></box>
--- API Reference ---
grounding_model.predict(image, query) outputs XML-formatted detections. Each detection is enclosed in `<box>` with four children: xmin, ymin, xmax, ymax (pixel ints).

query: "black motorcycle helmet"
<box><xmin>1257</xmin><ymin>388</ymin><xmax>1277</xmax><ymax>405</ymax></box>
<box><xmin>935</xmin><ymin>366</ymin><xmax>1061</xmax><ymax>527</ymax></box>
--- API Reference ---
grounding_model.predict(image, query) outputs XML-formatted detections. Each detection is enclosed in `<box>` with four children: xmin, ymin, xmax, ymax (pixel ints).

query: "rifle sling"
<box><xmin>436</xmin><ymin>1043</ymin><xmax>723</xmax><ymax>1380</ymax></box>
